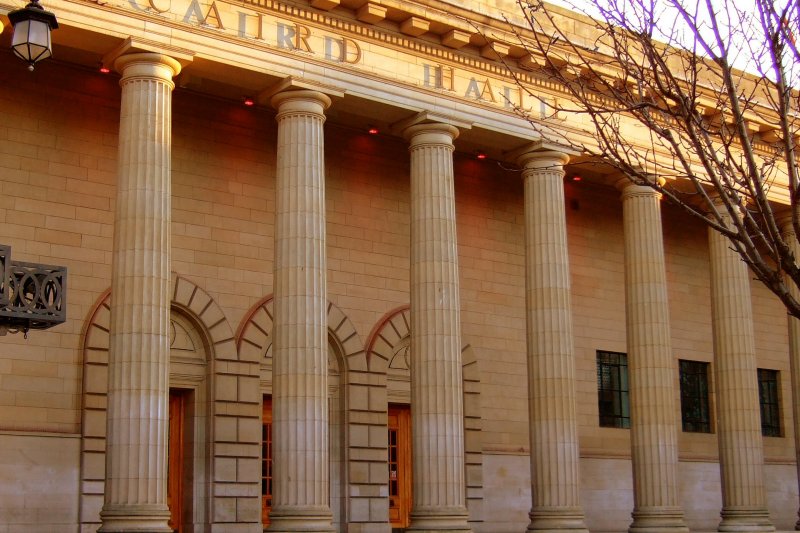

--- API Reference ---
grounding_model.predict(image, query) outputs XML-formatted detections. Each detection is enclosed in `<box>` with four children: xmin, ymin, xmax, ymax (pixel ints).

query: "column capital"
<box><xmin>615</xmin><ymin>177</ymin><xmax>665</xmax><ymax>200</ymax></box>
<box><xmin>114</xmin><ymin>52</ymin><xmax>182</xmax><ymax>84</ymax></box>
<box><xmin>402</xmin><ymin>122</ymin><xmax>459</xmax><ymax>147</ymax></box>
<box><xmin>392</xmin><ymin>110</ymin><xmax>470</xmax><ymax>138</ymax></box>
<box><xmin>507</xmin><ymin>140</ymin><xmax>576</xmax><ymax>170</ymax></box>
<box><xmin>271</xmin><ymin>89</ymin><xmax>331</xmax><ymax>118</ymax></box>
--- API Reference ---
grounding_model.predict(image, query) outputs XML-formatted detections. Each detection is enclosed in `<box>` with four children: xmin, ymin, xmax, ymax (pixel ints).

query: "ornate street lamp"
<box><xmin>8</xmin><ymin>0</ymin><xmax>58</xmax><ymax>71</ymax></box>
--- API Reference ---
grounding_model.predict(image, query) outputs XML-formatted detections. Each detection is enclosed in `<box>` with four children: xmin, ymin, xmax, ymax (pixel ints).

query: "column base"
<box><xmin>406</xmin><ymin>506</ymin><xmax>472</xmax><ymax>532</ymax></box>
<box><xmin>718</xmin><ymin>507</ymin><xmax>774</xmax><ymax>532</ymax></box>
<box><xmin>629</xmin><ymin>507</ymin><xmax>689</xmax><ymax>533</ymax></box>
<box><xmin>266</xmin><ymin>505</ymin><xmax>335</xmax><ymax>532</ymax></box>
<box><xmin>527</xmin><ymin>506</ymin><xmax>589</xmax><ymax>532</ymax></box>
<box><xmin>98</xmin><ymin>504</ymin><xmax>172</xmax><ymax>532</ymax></box>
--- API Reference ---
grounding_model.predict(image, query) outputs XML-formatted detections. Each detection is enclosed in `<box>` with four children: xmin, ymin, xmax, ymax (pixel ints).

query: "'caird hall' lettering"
<box><xmin>423</xmin><ymin>63</ymin><xmax>522</xmax><ymax>109</ymax></box>
<box><xmin>130</xmin><ymin>0</ymin><xmax>364</xmax><ymax>65</ymax></box>
<box><xmin>183</xmin><ymin>0</ymin><xmax>224</xmax><ymax>28</ymax></box>
<box><xmin>125</xmin><ymin>0</ymin><xmax>526</xmax><ymax>114</ymax></box>
<box><xmin>277</xmin><ymin>22</ymin><xmax>312</xmax><ymax>52</ymax></box>
<box><xmin>325</xmin><ymin>36</ymin><xmax>361</xmax><ymax>64</ymax></box>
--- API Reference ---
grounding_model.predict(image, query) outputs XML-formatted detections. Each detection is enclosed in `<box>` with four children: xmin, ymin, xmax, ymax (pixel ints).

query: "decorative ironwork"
<box><xmin>0</xmin><ymin>245</ymin><xmax>66</xmax><ymax>335</ymax></box>
<box><xmin>0</xmin><ymin>245</ymin><xmax>10</xmax><ymax>308</ymax></box>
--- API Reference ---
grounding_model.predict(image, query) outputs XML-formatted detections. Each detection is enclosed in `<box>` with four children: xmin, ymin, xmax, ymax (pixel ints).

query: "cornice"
<box><xmin>234</xmin><ymin>0</ymin><xmax>540</xmax><ymax>82</ymax></box>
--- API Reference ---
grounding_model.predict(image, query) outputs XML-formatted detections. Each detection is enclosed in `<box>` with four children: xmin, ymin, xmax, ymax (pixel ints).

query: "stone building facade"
<box><xmin>0</xmin><ymin>0</ymin><xmax>797</xmax><ymax>532</ymax></box>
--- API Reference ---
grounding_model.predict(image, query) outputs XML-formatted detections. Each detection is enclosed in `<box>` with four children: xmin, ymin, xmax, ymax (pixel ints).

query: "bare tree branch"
<box><xmin>507</xmin><ymin>0</ymin><xmax>800</xmax><ymax>317</ymax></box>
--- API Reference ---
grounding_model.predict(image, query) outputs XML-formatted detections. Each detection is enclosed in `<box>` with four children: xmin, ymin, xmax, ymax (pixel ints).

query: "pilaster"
<box><xmin>100</xmin><ymin>52</ymin><xmax>181</xmax><ymax>533</ymax></box>
<box><xmin>267</xmin><ymin>89</ymin><xmax>335</xmax><ymax>533</ymax></box>
<box><xmin>708</xmin><ymin>202</ymin><xmax>774</xmax><ymax>532</ymax></box>
<box><xmin>403</xmin><ymin>122</ymin><xmax>471</xmax><ymax>533</ymax></box>
<box><xmin>616</xmin><ymin>179</ymin><xmax>688</xmax><ymax>533</ymax></box>
<box><xmin>515</xmin><ymin>146</ymin><xmax>588</xmax><ymax>533</ymax></box>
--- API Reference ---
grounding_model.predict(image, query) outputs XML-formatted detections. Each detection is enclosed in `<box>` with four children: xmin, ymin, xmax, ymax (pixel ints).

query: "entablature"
<box><xmin>0</xmin><ymin>0</ymin><xmax>790</xmax><ymax>201</ymax></box>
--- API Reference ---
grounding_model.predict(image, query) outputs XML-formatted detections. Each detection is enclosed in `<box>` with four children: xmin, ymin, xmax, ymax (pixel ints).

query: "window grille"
<box><xmin>596</xmin><ymin>350</ymin><xmax>630</xmax><ymax>429</ymax></box>
<box><xmin>679</xmin><ymin>360</ymin><xmax>712</xmax><ymax>433</ymax></box>
<box><xmin>757</xmin><ymin>369</ymin><xmax>781</xmax><ymax>437</ymax></box>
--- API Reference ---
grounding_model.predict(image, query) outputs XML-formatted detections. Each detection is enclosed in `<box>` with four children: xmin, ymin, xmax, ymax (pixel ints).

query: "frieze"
<box><xmin>89</xmin><ymin>0</ymin><xmax>558</xmax><ymax>116</ymax></box>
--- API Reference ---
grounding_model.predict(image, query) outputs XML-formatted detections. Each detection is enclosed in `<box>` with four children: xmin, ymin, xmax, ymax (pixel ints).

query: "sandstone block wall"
<box><xmin>0</xmin><ymin>53</ymin><xmax>795</xmax><ymax>532</ymax></box>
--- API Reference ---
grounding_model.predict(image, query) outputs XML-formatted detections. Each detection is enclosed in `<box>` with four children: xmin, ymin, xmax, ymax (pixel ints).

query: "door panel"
<box><xmin>388</xmin><ymin>404</ymin><xmax>411</xmax><ymax>529</ymax></box>
<box><xmin>263</xmin><ymin>392</ymin><xmax>346</xmax><ymax>530</ymax></box>
<box><xmin>262</xmin><ymin>396</ymin><xmax>273</xmax><ymax>527</ymax></box>
<box><xmin>168</xmin><ymin>390</ymin><xmax>185</xmax><ymax>533</ymax></box>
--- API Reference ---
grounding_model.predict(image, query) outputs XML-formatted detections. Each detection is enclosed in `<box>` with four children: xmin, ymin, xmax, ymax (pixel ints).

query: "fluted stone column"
<box><xmin>268</xmin><ymin>90</ymin><xmax>334</xmax><ymax>533</ymax></box>
<box><xmin>778</xmin><ymin>213</ymin><xmax>800</xmax><ymax>530</ymax></box>
<box><xmin>708</xmin><ymin>202</ymin><xmax>774</xmax><ymax>532</ymax></box>
<box><xmin>100</xmin><ymin>52</ymin><xmax>181</xmax><ymax>532</ymax></box>
<box><xmin>617</xmin><ymin>180</ymin><xmax>688</xmax><ymax>533</ymax></box>
<box><xmin>403</xmin><ymin>122</ymin><xmax>471</xmax><ymax>533</ymax></box>
<box><xmin>515</xmin><ymin>146</ymin><xmax>587</xmax><ymax>533</ymax></box>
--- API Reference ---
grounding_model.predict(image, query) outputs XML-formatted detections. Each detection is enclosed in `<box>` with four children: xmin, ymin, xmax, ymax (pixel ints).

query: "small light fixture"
<box><xmin>367</xmin><ymin>126</ymin><xmax>379</xmax><ymax>135</ymax></box>
<box><xmin>571</xmin><ymin>175</ymin><xmax>582</xmax><ymax>182</ymax></box>
<box><xmin>243</xmin><ymin>96</ymin><xmax>255</xmax><ymax>106</ymax></box>
<box><xmin>8</xmin><ymin>0</ymin><xmax>59</xmax><ymax>72</ymax></box>
<box><xmin>99</xmin><ymin>65</ymin><xmax>110</xmax><ymax>74</ymax></box>
<box><xmin>475</xmin><ymin>151</ymin><xmax>487</xmax><ymax>160</ymax></box>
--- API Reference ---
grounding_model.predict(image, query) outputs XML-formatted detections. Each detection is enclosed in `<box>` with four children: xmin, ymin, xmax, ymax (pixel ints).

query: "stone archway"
<box><xmin>366</xmin><ymin>304</ymin><xmax>485</xmax><ymax>526</ymax></box>
<box><xmin>78</xmin><ymin>274</ymin><xmax>260</xmax><ymax>532</ymax></box>
<box><xmin>236</xmin><ymin>296</ymin><xmax>366</xmax><ymax>531</ymax></box>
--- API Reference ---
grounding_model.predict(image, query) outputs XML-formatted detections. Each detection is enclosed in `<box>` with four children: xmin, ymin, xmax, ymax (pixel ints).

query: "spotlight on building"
<box><xmin>475</xmin><ymin>151</ymin><xmax>487</xmax><ymax>160</ymax></box>
<box><xmin>367</xmin><ymin>126</ymin><xmax>379</xmax><ymax>135</ymax></box>
<box><xmin>243</xmin><ymin>96</ymin><xmax>255</xmax><ymax>106</ymax></box>
<box><xmin>8</xmin><ymin>0</ymin><xmax>58</xmax><ymax>72</ymax></box>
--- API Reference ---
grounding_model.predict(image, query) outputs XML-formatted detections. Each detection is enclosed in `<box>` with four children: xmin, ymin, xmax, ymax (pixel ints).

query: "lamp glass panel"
<box><xmin>28</xmin><ymin>19</ymin><xmax>52</xmax><ymax>61</ymax></box>
<box><xmin>11</xmin><ymin>18</ymin><xmax>52</xmax><ymax>63</ymax></box>
<box><xmin>10</xmin><ymin>19</ymin><xmax>30</xmax><ymax>49</ymax></box>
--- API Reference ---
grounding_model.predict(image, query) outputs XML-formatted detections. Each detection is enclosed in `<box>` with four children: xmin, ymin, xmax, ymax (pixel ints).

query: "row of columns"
<box><xmin>515</xmin><ymin>154</ymin><xmax>780</xmax><ymax>532</ymax></box>
<box><xmin>99</xmin><ymin>51</ymin><xmax>474</xmax><ymax>533</ymax></box>
<box><xmin>618</xmin><ymin>182</ymin><xmax>774</xmax><ymax>532</ymax></box>
<box><xmin>98</xmin><ymin>50</ymin><xmax>792</xmax><ymax>533</ymax></box>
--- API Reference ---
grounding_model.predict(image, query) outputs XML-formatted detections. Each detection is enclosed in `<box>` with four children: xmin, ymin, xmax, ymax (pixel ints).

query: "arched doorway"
<box><xmin>79</xmin><ymin>302</ymin><xmax>211</xmax><ymax>532</ymax></box>
<box><xmin>166</xmin><ymin>311</ymin><xmax>211</xmax><ymax>532</ymax></box>
<box><xmin>238</xmin><ymin>296</ymin><xmax>359</xmax><ymax>532</ymax></box>
<box><xmin>258</xmin><ymin>343</ymin><xmax>345</xmax><ymax>529</ymax></box>
<box><xmin>366</xmin><ymin>305</ymin><xmax>485</xmax><ymax>528</ymax></box>
<box><xmin>78</xmin><ymin>275</ymin><xmax>242</xmax><ymax>532</ymax></box>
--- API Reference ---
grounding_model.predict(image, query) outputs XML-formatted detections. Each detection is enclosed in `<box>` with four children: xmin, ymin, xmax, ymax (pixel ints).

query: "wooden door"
<box><xmin>388</xmin><ymin>404</ymin><xmax>411</xmax><ymax>529</ymax></box>
<box><xmin>262</xmin><ymin>396</ymin><xmax>273</xmax><ymax>527</ymax></box>
<box><xmin>168</xmin><ymin>390</ymin><xmax>185</xmax><ymax>533</ymax></box>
